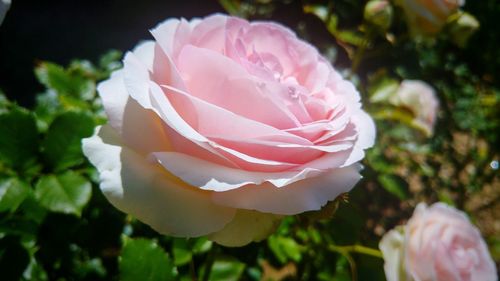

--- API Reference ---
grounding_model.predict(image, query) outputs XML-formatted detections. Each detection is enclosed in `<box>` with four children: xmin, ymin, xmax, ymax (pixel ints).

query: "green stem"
<box><xmin>201</xmin><ymin>244</ymin><xmax>218</xmax><ymax>281</ymax></box>
<box><xmin>189</xmin><ymin>258</ymin><xmax>197</xmax><ymax>281</ymax></box>
<box><xmin>329</xmin><ymin>244</ymin><xmax>384</xmax><ymax>259</ymax></box>
<box><xmin>349</xmin><ymin>44</ymin><xmax>367</xmax><ymax>78</ymax></box>
<box><xmin>348</xmin><ymin>29</ymin><xmax>376</xmax><ymax>79</ymax></box>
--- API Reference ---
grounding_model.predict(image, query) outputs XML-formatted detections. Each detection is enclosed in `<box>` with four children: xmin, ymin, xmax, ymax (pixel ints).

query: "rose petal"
<box><xmin>123</xmin><ymin>52</ymin><xmax>154</xmax><ymax>109</ymax></box>
<box><xmin>303</xmin><ymin>60</ymin><xmax>330</xmax><ymax>93</ymax></box>
<box><xmin>97</xmin><ymin>70</ymin><xmax>170</xmax><ymax>154</ymax></box>
<box><xmin>208</xmin><ymin>137</ymin><xmax>324</xmax><ymax>164</ymax></box>
<box><xmin>208</xmin><ymin>209</ymin><xmax>283</xmax><ymax>247</ymax></box>
<box><xmin>212</xmin><ymin>164</ymin><xmax>362</xmax><ymax>215</ymax></box>
<box><xmin>149</xmin><ymin>82</ymin><xmax>297</xmax><ymax>172</ymax></box>
<box><xmin>82</xmin><ymin>125</ymin><xmax>236</xmax><ymax>237</ymax></box>
<box><xmin>160</xmin><ymin>84</ymin><xmax>332</xmax><ymax>164</ymax></box>
<box><xmin>190</xmin><ymin>14</ymin><xmax>227</xmax><ymax>53</ymax></box>
<box><xmin>150</xmin><ymin>18</ymin><xmax>180</xmax><ymax>56</ymax></box>
<box><xmin>160</xmin><ymin>84</ymin><xmax>311</xmax><ymax>145</ymax></box>
<box><xmin>132</xmin><ymin>40</ymin><xmax>155</xmax><ymax>69</ymax></box>
<box><xmin>327</xmin><ymin>71</ymin><xmax>361</xmax><ymax>104</ymax></box>
<box><xmin>176</xmin><ymin>45</ymin><xmax>301</xmax><ymax>129</ymax></box>
<box><xmin>151</xmin><ymin>151</ymin><xmax>324</xmax><ymax>192</ymax></box>
<box><xmin>122</xmin><ymin>52</ymin><xmax>237</xmax><ymax>167</ymax></box>
<box><xmin>340</xmin><ymin>110</ymin><xmax>377</xmax><ymax>167</ymax></box>
<box><xmin>379</xmin><ymin>227</ymin><xmax>408</xmax><ymax>281</ymax></box>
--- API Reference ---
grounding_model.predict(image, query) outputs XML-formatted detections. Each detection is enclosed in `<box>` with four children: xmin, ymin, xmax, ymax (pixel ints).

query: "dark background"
<box><xmin>0</xmin><ymin>0</ymin><xmax>226</xmax><ymax>106</ymax></box>
<box><xmin>1</xmin><ymin>0</ymin><xmax>499</xmax><ymax>107</ymax></box>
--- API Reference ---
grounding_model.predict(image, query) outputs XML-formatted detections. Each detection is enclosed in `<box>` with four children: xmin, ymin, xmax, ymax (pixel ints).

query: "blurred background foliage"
<box><xmin>0</xmin><ymin>0</ymin><xmax>499</xmax><ymax>280</ymax></box>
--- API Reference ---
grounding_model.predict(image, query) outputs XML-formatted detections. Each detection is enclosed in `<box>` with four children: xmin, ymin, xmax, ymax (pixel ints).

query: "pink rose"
<box><xmin>82</xmin><ymin>14</ymin><xmax>375</xmax><ymax>246</ymax></box>
<box><xmin>391</xmin><ymin>80</ymin><xmax>439</xmax><ymax>136</ymax></box>
<box><xmin>398</xmin><ymin>0</ymin><xmax>464</xmax><ymax>34</ymax></box>
<box><xmin>380</xmin><ymin>203</ymin><xmax>498</xmax><ymax>281</ymax></box>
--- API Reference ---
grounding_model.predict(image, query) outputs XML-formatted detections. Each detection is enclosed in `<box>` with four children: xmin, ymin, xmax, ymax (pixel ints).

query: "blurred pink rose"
<box><xmin>380</xmin><ymin>203</ymin><xmax>498</xmax><ymax>281</ymax></box>
<box><xmin>391</xmin><ymin>80</ymin><xmax>439</xmax><ymax>136</ymax></box>
<box><xmin>82</xmin><ymin>14</ymin><xmax>375</xmax><ymax>246</ymax></box>
<box><xmin>398</xmin><ymin>0</ymin><xmax>464</xmax><ymax>34</ymax></box>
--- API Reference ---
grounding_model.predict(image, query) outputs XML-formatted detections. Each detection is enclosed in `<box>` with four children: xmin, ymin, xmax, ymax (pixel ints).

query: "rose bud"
<box><xmin>449</xmin><ymin>12</ymin><xmax>480</xmax><ymax>48</ymax></box>
<box><xmin>364</xmin><ymin>0</ymin><xmax>394</xmax><ymax>31</ymax></box>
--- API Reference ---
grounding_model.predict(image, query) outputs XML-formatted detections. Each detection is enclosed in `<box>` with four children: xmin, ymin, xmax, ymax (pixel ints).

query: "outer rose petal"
<box><xmin>151</xmin><ymin>151</ymin><xmax>323</xmax><ymax>191</ymax></box>
<box><xmin>351</xmin><ymin>110</ymin><xmax>376</xmax><ymax>150</ymax></box>
<box><xmin>379</xmin><ymin>227</ymin><xmax>412</xmax><ymax>281</ymax></box>
<box><xmin>212</xmin><ymin>164</ymin><xmax>362</xmax><ymax>215</ymax></box>
<box><xmin>150</xmin><ymin>18</ymin><xmax>180</xmax><ymax>56</ymax></box>
<box><xmin>208</xmin><ymin>210</ymin><xmax>283</xmax><ymax>247</ymax></box>
<box><xmin>82</xmin><ymin>125</ymin><xmax>236</xmax><ymax>237</ymax></box>
<box><xmin>97</xmin><ymin>70</ymin><xmax>170</xmax><ymax>154</ymax></box>
<box><xmin>341</xmin><ymin>110</ymin><xmax>377</xmax><ymax>167</ymax></box>
<box><xmin>122</xmin><ymin>53</ymin><xmax>238</xmax><ymax>168</ymax></box>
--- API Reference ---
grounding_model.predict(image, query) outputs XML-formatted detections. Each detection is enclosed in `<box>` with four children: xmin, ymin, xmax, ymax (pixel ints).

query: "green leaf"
<box><xmin>0</xmin><ymin>109</ymin><xmax>39</xmax><ymax>171</ymax></box>
<box><xmin>18</xmin><ymin>194</ymin><xmax>48</xmax><ymax>225</ymax></box>
<box><xmin>369</xmin><ymin>78</ymin><xmax>399</xmax><ymax>103</ymax></box>
<box><xmin>120</xmin><ymin>238</ymin><xmax>176</xmax><ymax>281</ymax></box>
<box><xmin>192</xmin><ymin>237</ymin><xmax>213</xmax><ymax>255</ymax></box>
<box><xmin>208</xmin><ymin>258</ymin><xmax>245</xmax><ymax>281</ymax></box>
<box><xmin>331</xmin><ymin>256</ymin><xmax>352</xmax><ymax>281</ymax></box>
<box><xmin>303</xmin><ymin>4</ymin><xmax>329</xmax><ymax>21</ymax></box>
<box><xmin>0</xmin><ymin>215</ymin><xmax>39</xmax><ymax>239</ymax></box>
<box><xmin>0</xmin><ymin>91</ymin><xmax>9</xmax><ymax>113</ymax></box>
<box><xmin>21</xmin><ymin>256</ymin><xmax>49</xmax><ymax>281</ymax></box>
<box><xmin>172</xmin><ymin>238</ymin><xmax>193</xmax><ymax>266</ymax></box>
<box><xmin>35</xmin><ymin>62</ymin><xmax>95</xmax><ymax>100</ymax></box>
<box><xmin>378</xmin><ymin>174</ymin><xmax>409</xmax><ymax>200</ymax></box>
<box><xmin>335</xmin><ymin>30</ymin><xmax>369</xmax><ymax>47</ymax></box>
<box><xmin>371</xmin><ymin>107</ymin><xmax>417</xmax><ymax>130</ymax></box>
<box><xmin>34</xmin><ymin>171</ymin><xmax>92</xmax><ymax>216</ymax></box>
<box><xmin>0</xmin><ymin>178</ymin><xmax>30</xmax><ymax>212</ymax></box>
<box><xmin>41</xmin><ymin>111</ymin><xmax>95</xmax><ymax>171</ymax></box>
<box><xmin>218</xmin><ymin>0</ymin><xmax>241</xmax><ymax>16</ymax></box>
<box><xmin>34</xmin><ymin>91</ymin><xmax>61</xmax><ymax>132</ymax></box>
<box><xmin>268</xmin><ymin>236</ymin><xmax>303</xmax><ymax>264</ymax></box>
<box><xmin>98</xmin><ymin>50</ymin><xmax>122</xmax><ymax>74</ymax></box>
